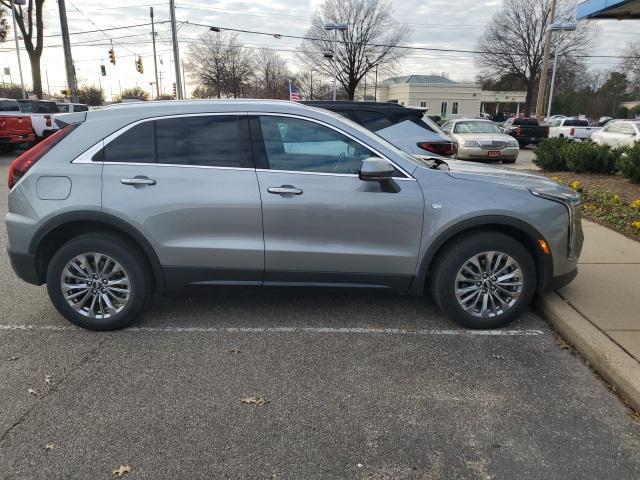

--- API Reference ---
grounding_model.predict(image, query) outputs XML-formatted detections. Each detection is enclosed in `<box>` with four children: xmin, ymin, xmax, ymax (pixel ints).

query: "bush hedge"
<box><xmin>534</xmin><ymin>139</ymin><xmax>640</xmax><ymax>183</ymax></box>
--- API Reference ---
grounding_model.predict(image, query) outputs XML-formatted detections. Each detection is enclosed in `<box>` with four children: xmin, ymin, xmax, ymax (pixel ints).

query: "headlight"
<box><xmin>461</xmin><ymin>140</ymin><xmax>479</xmax><ymax>147</ymax></box>
<box><xmin>508</xmin><ymin>140</ymin><xmax>519</xmax><ymax>148</ymax></box>
<box><xmin>529</xmin><ymin>188</ymin><xmax>581</xmax><ymax>258</ymax></box>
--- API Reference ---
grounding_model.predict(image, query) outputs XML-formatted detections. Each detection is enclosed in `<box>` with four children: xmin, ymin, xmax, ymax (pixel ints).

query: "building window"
<box><xmin>441</xmin><ymin>101</ymin><xmax>448</xmax><ymax>117</ymax></box>
<box><xmin>420</xmin><ymin>101</ymin><xmax>427</xmax><ymax>108</ymax></box>
<box><xmin>452</xmin><ymin>102</ymin><xmax>459</xmax><ymax>115</ymax></box>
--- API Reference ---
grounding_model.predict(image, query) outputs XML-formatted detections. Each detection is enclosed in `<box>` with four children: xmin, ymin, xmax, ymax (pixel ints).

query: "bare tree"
<box><xmin>77</xmin><ymin>84</ymin><xmax>104</xmax><ymax>106</ymax></box>
<box><xmin>476</xmin><ymin>0</ymin><xmax>593</xmax><ymax>114</ymax></box>
<box><xmin>621</xmin><ymin>42</ymin><xmax>640</xmax><ymax>96</ymax></box>
<box><xmin>0</xmin><ymin>8</ymin><xmax>9</xmax><ymax>42</ymax></box>
<box><xmin>294</xmin><ymin>70</ymin><xmax>334</xmax><ymax>100</ymax></box>
<box><xmin>186</xmin><ymin>32</ymin><xmax>254</xmax><ymax>99</ymax></box>
<box><xmin>0</xmin><ymin>0</ymin><xmax>45</xmax><ymax>98</ymax></box>
<box><xmin>255</xmin><ymin>49</ymin><xmax>290</xmax><ymax>99</ymax></box>
<box><xmin>298</xmin><ymin>0</ymin><xmax>411</xmax><ymax>100</ymax></box>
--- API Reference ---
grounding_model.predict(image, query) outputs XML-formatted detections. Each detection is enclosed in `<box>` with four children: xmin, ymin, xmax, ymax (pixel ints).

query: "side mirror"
<box><xmin>359</xmin><ymin>157</ymin><xmax>395</xmax><ymax>181</ymax></box>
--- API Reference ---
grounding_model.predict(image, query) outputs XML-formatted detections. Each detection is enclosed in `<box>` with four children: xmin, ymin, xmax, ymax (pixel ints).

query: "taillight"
<box><xmin>417</xmin><ymin>142</ymin><xmax>457</xmax><ymax>157</ymax></box>
<box><xmin>44</xmin><ymin>114</ymin><xmax>52</xmax><ymax>127</ymax></box>
<box><xmin>569</xmin><ymin>127</ymin><xmax>575</xmax><ymax>137</ymax></box>
<box><xmin>515</xmin><ymin>126</ymin><xmax>522</xmax><ymax>137</ymax></box>
<box><xmin>8</xmin><ymin>123</ymin><xmax>78</xmax><ymax>189</ymax></box>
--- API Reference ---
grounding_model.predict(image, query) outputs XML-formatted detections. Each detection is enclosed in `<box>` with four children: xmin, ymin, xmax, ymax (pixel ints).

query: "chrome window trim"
<box><xmin>72</xmin><ymin>111</ymin><xmax>415</xmax><ymax>179</ymax></box>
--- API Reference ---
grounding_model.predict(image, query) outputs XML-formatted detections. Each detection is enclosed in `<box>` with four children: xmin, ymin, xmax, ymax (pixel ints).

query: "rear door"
<box><xmin>252</xmin><ymin>114</ymin><xmax>424</xmax><ymax>290</ymax></box>
<box><xmin>100</xmin><ymin>114</ymin><xmax>264</xmax><ymax>286</ymax></box>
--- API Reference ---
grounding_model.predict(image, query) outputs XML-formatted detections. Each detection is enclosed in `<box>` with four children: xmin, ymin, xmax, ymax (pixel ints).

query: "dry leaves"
<box><xmin>492</xmin><ymin>354</ymin><xmax>504</xmax><ymax>360</ymax></box>
<box><xmin>44</xmin><ymin>375</ymin><xmax>52</xmax><ymax>385</ymax></box>
<box><xmin>8</xmin><ymin>355</ymin><xmax>19</xmax><ymax>361</ymax></box>
<box><xmin>113</xmin><ymin>464</ymin><xmax>133</xmax><ymax>477</ymax></box>
<box><xmin>229</xmin><ymin>348</ymin><xmax>241</xmax><ymax>354</ymax></box>
<box><xmin>241</xmin><ymin>397</ymin><xmax>269</xmax><ymax>406</ymax></box>
<box><xmin>28</xmin><ymin>388</ymin><xmax>39</xmax><ymax>396</ymax></box>
<box><xmin>45</xmin><ymin>442</ymin><xmax>55</xmax><ymax>450</ymax></box>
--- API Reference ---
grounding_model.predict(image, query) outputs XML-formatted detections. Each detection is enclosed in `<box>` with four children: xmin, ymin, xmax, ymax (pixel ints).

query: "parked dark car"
<box><xmin>302</xmin><ymin>101</ymin><xmax>458</xmax><ymax>157</ymax></box>
<box><xmin>502</xmin><ymin>118</ymin><xmax>549</xmax><ymax>147</ymax></box>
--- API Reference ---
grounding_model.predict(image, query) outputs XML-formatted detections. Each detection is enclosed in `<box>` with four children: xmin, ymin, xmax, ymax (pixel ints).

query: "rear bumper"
<box><xmin>457</xmin><ymin>146</ymin><xmax>519</xmax><ymax>160</ymax></box>
<box><xmin>0</xmin><ymin>133</ymin><xmax>35</xmax><ymax>144</ymax></box>
<box><xmin>7</xmin><ymin>249</ymin><xmax>42</xmax><ymax>285</ymax></box>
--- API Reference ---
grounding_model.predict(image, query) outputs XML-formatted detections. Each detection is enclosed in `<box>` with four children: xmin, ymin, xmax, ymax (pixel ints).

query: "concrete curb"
<box><xmin>536</xmin><ymin>292</ymin><xmax>640</xmax><ymax>413</ymax></box>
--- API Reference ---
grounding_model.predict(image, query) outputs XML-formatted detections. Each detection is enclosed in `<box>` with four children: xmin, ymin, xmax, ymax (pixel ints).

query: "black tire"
<box><xmin>430</xmin><ymin>232</ymin><xmax>536</xmax><ymax>329</ymax></box>
<box><xmin>0</xmin><ymin>144</ymin><xmax>17</xmax><ymax>153</ymax></box>
<box><xmin>46</xmin><ymin>233</ymin><xmax>152</xmax><ymax>330</ymax></box>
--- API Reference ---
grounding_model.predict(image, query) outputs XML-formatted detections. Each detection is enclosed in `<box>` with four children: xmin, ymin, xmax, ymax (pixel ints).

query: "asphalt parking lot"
<box><xmin>0</xmin><ymin>154</ymin><xmax>639</xmax><ymax>479</ymax></box>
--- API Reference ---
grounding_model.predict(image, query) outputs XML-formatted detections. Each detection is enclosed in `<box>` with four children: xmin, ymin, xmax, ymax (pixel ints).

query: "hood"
<box><xmin>453</xmin><ymin>132</ymin><xmax>515</xmax><ymax>146</ymax></box>
<box><xmin>442</xmin><ymin>159</ymin><xmax>575</xmax><ymax>195</ymax></box>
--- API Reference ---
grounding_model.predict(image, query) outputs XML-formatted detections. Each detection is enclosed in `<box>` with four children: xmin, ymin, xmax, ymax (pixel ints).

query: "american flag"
<box><xmin>289</xmin><ymin>81</ymin><xmax>301</xmax><ymax>101</ymax></box>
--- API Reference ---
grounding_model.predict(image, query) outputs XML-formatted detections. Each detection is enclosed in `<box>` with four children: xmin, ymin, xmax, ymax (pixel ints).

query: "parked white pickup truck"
<box><xmin>0</xmin><ymin>98</ymin><xmax>59</xmax><ymax>139</ymax></box>
<box><xmin>548</xmin><ymin>117</ymin><xmax>600</xmax><ymax>142</ymax></box>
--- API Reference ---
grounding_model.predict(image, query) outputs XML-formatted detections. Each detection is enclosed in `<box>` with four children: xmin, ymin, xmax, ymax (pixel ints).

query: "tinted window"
<box><xmin>156</xmin><ymin>116</ymin><xmax>250</xmax><ymax>167</ymax></box>
<box><xmin>74</xmin><ymin>104</ymin><xmax>89</xmax><ymax>112</ymax></box>
<box><xmin>0</xmin><ymin>99</ymin><xmax>19</xmax><ymax>112</ymax></box>
<box><xmin>563</xmin><ymin>119</ymin><xmax>589</xmax><ymax>127</ymax></box>
<box><xmin>17</xmin><ymin>100</ymin><xmax>58</xmax><ymax>113</ymax></box>
<box><xmin>103</xmin><ymin>122</ymin><xmax>155</xmax><ymax>163</ymax></box>
<box><xmin>353</xmin><ymin>110</ymin><xmax>394</xmax><ymax>132</ymax></box>
<box><xmin>57</xmin><ymin>104</ymin><xmax>71</xmax><ymax>113</ymax></box>
<box><xmin>258</xmin><ymin>116</ymin><xmax>374</xmax><ymax>174</ymax></box>
<box><xmin>513</xmin><ymin>118</ymin><xmax>539</xmax><ymax>126</ymax></box>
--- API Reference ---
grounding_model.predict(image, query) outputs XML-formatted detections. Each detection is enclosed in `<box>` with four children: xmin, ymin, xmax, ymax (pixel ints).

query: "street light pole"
<box><xmin>546</xmin><ymin>22</ymin><xmax>577</xmax><ymax>119</ymax></box>
<box><xmin>324</xmin><ymin>22</ymin><xmax>347</xmax><ymax>101</ymax></box>
<box><xmin>150</xmin><ymin>7</ymin><xmax>160</xmax><ymax>99</ymax></box>
<box><xmin>10</xmin><ymin>0</ymin><xmax>26</xmax><ymax>99</ymax></box>
<box><xmin>310</xmin><ymin>69</ymin><xmax>314</xmax><ymax>100</ymax></box>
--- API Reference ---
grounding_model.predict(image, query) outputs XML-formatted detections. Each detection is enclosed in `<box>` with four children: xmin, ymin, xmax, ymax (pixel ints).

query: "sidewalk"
<box><xmin>537</xmin><ymin>219</ymin><xmax>640</xmax><ymax>411</ymax></box>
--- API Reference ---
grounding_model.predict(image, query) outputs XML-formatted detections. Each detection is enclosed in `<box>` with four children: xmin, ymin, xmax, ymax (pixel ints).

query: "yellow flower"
<box><xmin>570</xmin><ymin>180</ymin><xmax>581</xmax><ymax>191</ymax></box>
<box><xmin>631</xmin><ymin>199</ymin><xmax>640</xmax><ymax>209</ymax></box>
<box><xmin>612</xmin><ymin>194</ymin><xmax>621</xmax><ymax>203</ymax></box>
<box><xmin>633</xmin><ymin>221</ymin><xmax>640</xmax><ymax>230</ymax></box>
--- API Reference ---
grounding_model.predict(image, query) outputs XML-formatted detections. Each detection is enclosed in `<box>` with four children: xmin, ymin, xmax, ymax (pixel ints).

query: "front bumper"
<box><xmin>457</xmin><ymin>146</ymin><xmax>519</xmax><ymax>161</ymax></box>
<box><xmin>540</xmin><ymin>267</ymin><xmax>578</xmax><ymax>293</ymax></box>
<box><xmin>7</xmin><ymin>249</ymin><xmax>42</xmax><ymax>285</ymax></box>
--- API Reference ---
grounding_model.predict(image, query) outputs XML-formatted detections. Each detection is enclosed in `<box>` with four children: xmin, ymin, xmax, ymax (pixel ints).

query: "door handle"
<box><xmin>121</xmin><ymin>177</ymin><xmax>156</xmax><ymax>186</ymax></box>
<box><xmin>267</xmin><ymin>186</ymin><xmax>303</xmax><ymax>195</ymax></box>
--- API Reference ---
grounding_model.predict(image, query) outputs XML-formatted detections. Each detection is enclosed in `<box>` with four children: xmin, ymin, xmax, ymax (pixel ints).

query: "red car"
<box><xmin>0</xmin><ymin>114</ymin><xmax>35</xmax><ymax>153</ymax></box>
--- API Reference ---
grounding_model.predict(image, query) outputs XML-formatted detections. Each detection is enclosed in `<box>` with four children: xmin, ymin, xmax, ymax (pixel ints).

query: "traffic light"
<box><xmin>172</xmin><ymin>82</ymin><xmax>176</xmax><ymax>98</ymax></box>
<box><xmin>135</xmin><ymin>57</ymin><xmax>144</xmax><ymax>74</ymax></box>
<box><xmin>108</xmin><ymin>48</ymin><xmax>116</xmax><ymax>65</ymax></box>
<box><xmin>100</xmin><ymin>64</ymin><xmax>106</xmax><ymax>76</ymax></box>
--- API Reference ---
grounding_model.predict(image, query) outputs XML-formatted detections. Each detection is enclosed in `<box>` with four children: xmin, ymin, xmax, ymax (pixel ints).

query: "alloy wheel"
<box><xmin>454</xmin><ymin>250</ymin><xmax>524</xmax><ymax>318</ymax></box>
<box><xmin>60</xmin><ymin>252</ymin><xmax>131</xmax><ymax>319</ymax></box>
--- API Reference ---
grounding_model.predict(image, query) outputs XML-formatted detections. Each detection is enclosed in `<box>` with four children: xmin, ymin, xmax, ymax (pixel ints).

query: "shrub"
<box><xmin>533</xmin><ymin>138</ymin><xmax>570</xmax><ymax>171</ymax></box>
<box><xmin>564</xmin><ymin>142</ymin><xmax>618</xmax><ymax>174</ymax></box>
<box><xmin>617</xmin><ymin>143</ymin><xmax>640</xmax><ymax>183</ymax></box>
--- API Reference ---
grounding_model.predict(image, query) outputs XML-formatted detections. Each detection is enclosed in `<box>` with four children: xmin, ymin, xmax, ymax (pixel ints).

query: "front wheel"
<box><xmin>430</xmin><ymin>232</ymin><xmax>536</xmax><ymax>329</ymax></box>
<box><xmin>46</xmin><ymin>233</ymin><xmax>152</xmax><ymax>330</ymax></box>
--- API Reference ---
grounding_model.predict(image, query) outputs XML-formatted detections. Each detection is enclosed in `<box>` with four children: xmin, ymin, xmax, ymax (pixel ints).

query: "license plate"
<box><xmin>487</xmin><ymin>151</ymin><xmax>501</xmax><ymax>158</ymax></box>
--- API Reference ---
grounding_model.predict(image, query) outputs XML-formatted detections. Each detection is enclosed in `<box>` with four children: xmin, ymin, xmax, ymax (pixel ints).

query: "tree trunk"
<box><xmin>29</xmin><ymin>53</ymin><xmax>43</xmax><ymax>99</ymax></box>
<box><xmin>524</xmin><ymin>76</ymin><xmax>538</xmax><ymax>116</ymax></box>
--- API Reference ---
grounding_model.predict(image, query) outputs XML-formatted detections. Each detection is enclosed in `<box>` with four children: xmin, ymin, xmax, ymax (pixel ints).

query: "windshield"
<box><xmin>453</xmin><ymin>121</ymin><xmax>501</xmax><ymax>134</ymax></box>
<box><xmin>0</xmin><ymin>99</ymin><xmax>20</xmax><ymax>112</ymax></box>
<box><xmin>17</xmin><ymin>100</ymin><xmax>59</xmax><ymax>114</ymax></box>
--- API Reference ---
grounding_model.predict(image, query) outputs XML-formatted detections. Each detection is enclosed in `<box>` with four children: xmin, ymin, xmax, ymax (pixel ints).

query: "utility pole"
<box><xmin>169</xmin><ymin>0</ymin><xmax>183</xmax><ymax>99</ymax></box>
<box><xmin>58</xmin><ymin>0</ymin><xmax>79</xmax><ymax>102</ymax></box>
<box><xmin>150</xmin><ymin>7</ymin><xmax>160</xmax><ymax>99</ymax></box>
<box><xmin>535</xmin><ymin>0</ymin><xmax>557</xmax><ymax>119</ymax></box>
<box><xmin>10</xmin><ymin>0</ymin><xmax>26</xmax><ymax>99</ymax></box>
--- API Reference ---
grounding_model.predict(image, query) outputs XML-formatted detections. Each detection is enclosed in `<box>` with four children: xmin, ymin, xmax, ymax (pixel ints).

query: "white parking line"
<box><xmin>0</xmin><ymin>324</ymin><xmax>545</xmax><ymax>336</ymax></box>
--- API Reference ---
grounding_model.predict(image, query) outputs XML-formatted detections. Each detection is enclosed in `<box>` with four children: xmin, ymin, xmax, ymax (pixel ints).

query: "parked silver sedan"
<box><xmin>441</xmin><ymin>119</ymin><xmax>520</xmax><ymax>163</ymax></box>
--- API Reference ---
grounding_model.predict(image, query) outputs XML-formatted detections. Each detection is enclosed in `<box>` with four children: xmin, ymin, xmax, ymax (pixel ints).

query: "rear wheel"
<box><xmin>46</xmin><ymin>233</ymin><xmax>151</xmax><ymax>330</ymax></box>
<box><xmin>430</xmin><ymin>232</ymin><xmax>536</xmax><ymax>329</ymax></box>
<box><xmin>0</xmin><ymin>144</ymin><xmax>17</xmax><ymax>153</ymax></box>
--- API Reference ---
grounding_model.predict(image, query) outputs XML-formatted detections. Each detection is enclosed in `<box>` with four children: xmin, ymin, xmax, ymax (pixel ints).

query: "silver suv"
<box><xmin>5</xmin><ymin>100</ymin><xmax>583</xmax><ymax>330</ymax></box>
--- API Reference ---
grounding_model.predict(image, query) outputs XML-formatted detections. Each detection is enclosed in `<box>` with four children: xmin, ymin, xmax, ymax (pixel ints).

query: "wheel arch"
<box><xmin>29</xmin><ymin>211</ymin><xmax>165</xmax><ymax>290</ymax></box>
<box><xmin>411</xmin><ymin>215</ymin><xmax>553</xmax><ymax>295</ymax></box>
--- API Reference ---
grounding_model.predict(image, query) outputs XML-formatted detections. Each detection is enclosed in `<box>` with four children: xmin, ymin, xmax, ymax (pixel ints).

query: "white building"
<box><xmin>376</xmin><ymin>75</ymin><xmax>526</xmax><ymax>119</ymax></box>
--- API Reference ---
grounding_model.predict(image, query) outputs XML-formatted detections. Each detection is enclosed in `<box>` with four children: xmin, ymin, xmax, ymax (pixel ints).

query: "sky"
<box><xmin>0</xmin><ymin>0</ymin><xmax>637</xmax><ymax>101</ymax></box>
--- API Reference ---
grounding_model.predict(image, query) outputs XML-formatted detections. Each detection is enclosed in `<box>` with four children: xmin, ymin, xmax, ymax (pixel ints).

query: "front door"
<box><xmin>101</xmin><ymin>114</ymin><xmax>264</xmax><ymax>286</ymax></box>
<box><xmin>252</xmin><ymin>115</ymin><xmax>424</xmax><ymax>290</ymax></box>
